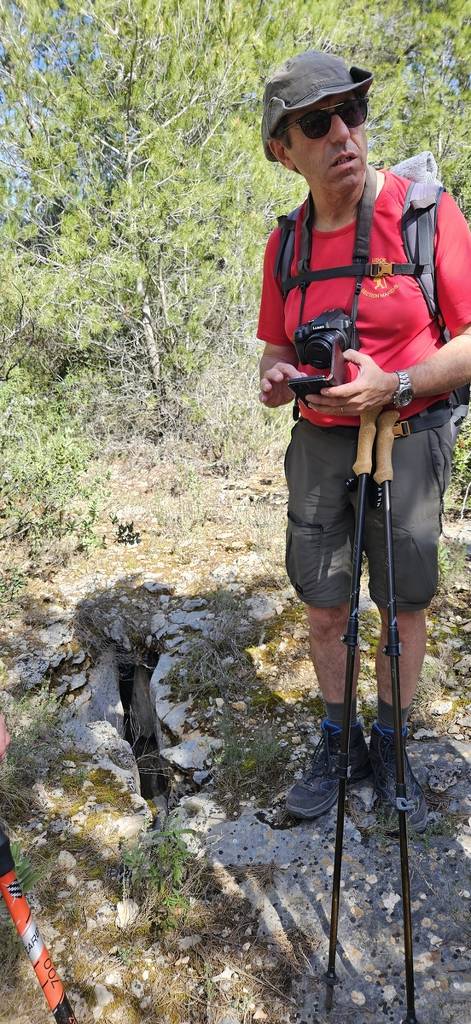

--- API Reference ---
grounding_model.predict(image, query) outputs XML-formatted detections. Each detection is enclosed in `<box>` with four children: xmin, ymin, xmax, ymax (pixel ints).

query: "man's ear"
<box><xmin>268</xmin><ymin>138</ymin><xmax>298</xmax><ymax>172</ymax></box>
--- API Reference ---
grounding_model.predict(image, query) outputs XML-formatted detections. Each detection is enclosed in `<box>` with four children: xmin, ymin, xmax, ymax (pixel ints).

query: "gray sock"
<box><xmin>325</xmin><ymin>699</ymin><xmax>358</xmax><ymax>727</ymax></box>
<box><xmin>377</xmin><ymin>698</ymin><xmax>410</xmax><ymax>731</ymax></box>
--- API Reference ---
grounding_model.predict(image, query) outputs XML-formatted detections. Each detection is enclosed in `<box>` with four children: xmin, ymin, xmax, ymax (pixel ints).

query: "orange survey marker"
<box><xmin>0</xmin><ymin>825</ymin><xmax>78</xmax><ymax>1023</ymax></box>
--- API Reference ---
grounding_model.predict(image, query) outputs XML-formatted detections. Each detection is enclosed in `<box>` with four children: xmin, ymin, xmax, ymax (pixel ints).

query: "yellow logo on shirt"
<box><xmin>361</xmin><ymin>258</ymin><xmax>399</xmax><ymax>299</ymax></box>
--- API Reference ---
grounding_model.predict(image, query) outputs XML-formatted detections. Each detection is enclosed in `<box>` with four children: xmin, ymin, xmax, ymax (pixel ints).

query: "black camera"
<box><xmin>293</xmin><ymin>308</ymin><xmax>355</xmax><ymax>384</ymax></box>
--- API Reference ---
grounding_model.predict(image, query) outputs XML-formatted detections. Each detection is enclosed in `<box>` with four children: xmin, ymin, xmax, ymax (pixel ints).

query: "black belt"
<box><xmin>300</xmin><ymin>399</ymin><xmax>451</xmax><ymax>436</ymax></box>
<box><xmin>393</xmin><ymin>399</ymin><xmax>451</xmax><ymax>438</ymax></box>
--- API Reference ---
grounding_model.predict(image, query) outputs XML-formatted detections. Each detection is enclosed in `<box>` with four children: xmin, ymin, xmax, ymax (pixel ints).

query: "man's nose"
<box><xmin>328</xmin><ymin>113</ymin><xmax>351</xmax><ymax>143</ymax></box>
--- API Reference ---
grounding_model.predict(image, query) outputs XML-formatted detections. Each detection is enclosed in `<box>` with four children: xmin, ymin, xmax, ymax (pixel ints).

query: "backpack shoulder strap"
<box><xmin>402</xmin><ymin>181</ymin><xmax>445</xmax><ymax>320</ymax></box>
<box><xmin>273</xmin><ymin>201</ymin><xmax>308</xmax><ymax>295</ymax></box>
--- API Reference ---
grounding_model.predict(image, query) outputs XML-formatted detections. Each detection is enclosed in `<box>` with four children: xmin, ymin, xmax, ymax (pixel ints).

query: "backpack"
<box><xmin>273</xmin><ymin>152</ymin><xmax>469</xmax><ymax>435</ymax></box>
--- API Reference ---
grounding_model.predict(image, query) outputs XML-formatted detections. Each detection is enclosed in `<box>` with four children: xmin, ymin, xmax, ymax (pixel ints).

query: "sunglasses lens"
<box><xmin>299</xmin><ymin>97</ymin><xmax>368</xmax><ymax>138</ymax></box>
<box><xmin>342</xmin><ymin>98</ymin><xmax>368</xmax><ymax>127</ymax></box>
<box><xmin>298</xmin><ymin>110</ymin><xmax>332</xmax><ymax>139</ymax></box>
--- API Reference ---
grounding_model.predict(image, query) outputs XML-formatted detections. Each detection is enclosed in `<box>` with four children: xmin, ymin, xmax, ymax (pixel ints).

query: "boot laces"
<box><xmin>304</xmin><ymin>728</ymin><xmax>339</xmax><ymax>783</ymax></box>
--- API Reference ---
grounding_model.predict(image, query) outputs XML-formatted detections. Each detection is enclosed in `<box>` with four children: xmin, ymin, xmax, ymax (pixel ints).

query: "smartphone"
<box><xmin>287</xmin><ymin>376</ymin><xmax>335</xmax><ymax>402</ymax></box>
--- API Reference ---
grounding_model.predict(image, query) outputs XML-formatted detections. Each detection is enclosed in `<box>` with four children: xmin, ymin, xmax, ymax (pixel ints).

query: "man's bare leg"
<box><xmin>376</xmin><ymin>608</ymin><xmax>427</xmax><ymax>711</ymax></box>
<box><xmin>306</xmin><ymin>605</ymin><xmax>426</xmax><ymax>714</ymax></box>
<box><xmin>370</xmin><ymin>607</ymin><xmax>428</xmax><ymax>831</ymax></box>
<box><xmin>306</xmin><ymin>603</ymin><xmax>359</xmax><ymax>704</ymax></box>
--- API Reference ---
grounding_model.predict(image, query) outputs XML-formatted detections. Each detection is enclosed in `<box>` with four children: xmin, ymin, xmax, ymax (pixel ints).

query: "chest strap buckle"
<box><xmin>370</xmin><ymin>261</ymin><xmax>393</xmax><ymax>278</ymax></box>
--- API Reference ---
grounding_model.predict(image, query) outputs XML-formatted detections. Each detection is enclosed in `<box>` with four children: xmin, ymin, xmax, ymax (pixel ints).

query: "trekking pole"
<box><xmin>324</xmin><ymin>405</ymin><xmax>382</xmax><ymax>1011</ymax></box>
<box><xmin>374</xmin><ymin>409</ymin><xmax>419</xmax><ymax>1024</ymax></box>
<box><xmin>0</xmin><ymin>823</ymin><xmax>78</xmax><ymax>1023</ymax></box>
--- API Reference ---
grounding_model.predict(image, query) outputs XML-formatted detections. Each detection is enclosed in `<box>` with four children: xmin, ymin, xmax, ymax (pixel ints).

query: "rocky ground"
<box><xmin>0</xmin><ymin>452</ymin><xmax>470</xmax><ymax>1024</ymax></box>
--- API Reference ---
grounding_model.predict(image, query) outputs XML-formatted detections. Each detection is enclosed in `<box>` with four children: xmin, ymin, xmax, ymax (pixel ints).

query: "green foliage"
<box><xmin>122</xmin><ymin>822</ymin><xmax>192</xmax><ymax>926</ymax></box>
<box><xmin>0</xmin><ymin>690</ymin><xmax>60</xmax><ymax>823</ymax></box>
<box><xmin>10</xmin><ymin>842</ymin><xmax>42</xmax><ymax>894</ymax></box>
<box><xmin>109</xmin><ymin>515</ymin><xmax>141</xmax><ymax>546</ymax></box>
<box><xmin>215</xmin><ymin>718</ymin><xmax>291</xmax><ymax>811</ymax></box>
<box><xmin>0</xmin><ymin>371</ymin><xmax>105</xmax><ymax>551</ymax></box>
<box><xmin>0</xmin><ymin>567</ymin><xmax>28</xmax><ymax>606</ymax></box>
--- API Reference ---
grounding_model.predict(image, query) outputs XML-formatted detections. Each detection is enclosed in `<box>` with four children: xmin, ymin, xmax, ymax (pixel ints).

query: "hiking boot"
<box><xmin>369</xmin><ymin>723</ymin><xmax>428</xmax><ymax>833</ymax></box>
<box><xmin>286</xmin><ymin>721</ymin><xmax>371</xmax><ymax>820</ymax></box>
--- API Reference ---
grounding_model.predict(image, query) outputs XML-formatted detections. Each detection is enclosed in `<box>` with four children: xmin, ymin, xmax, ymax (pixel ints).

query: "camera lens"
<box><xmin>305</xmin><ymin>332</ymin><xmax>340</xmax><ymax>367</ymax></box>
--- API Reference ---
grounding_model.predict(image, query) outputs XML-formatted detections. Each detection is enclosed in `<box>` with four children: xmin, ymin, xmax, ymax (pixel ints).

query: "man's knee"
<box><xmin>307</xmin><ymin>603</ymin><xmax>349</xmax><ymax>640</ymax></box>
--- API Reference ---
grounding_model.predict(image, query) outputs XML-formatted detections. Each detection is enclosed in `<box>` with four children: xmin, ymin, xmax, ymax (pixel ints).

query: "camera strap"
<box><xmin>296</xmin><ymin>165</ymin><xmax>378</xmax><ymax>340</ymax></box>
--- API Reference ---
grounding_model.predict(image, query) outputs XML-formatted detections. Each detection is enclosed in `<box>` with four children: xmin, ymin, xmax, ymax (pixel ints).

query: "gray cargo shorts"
<box><xmin>284</xmin><ymin>418</ymin><xmax>453</xmax><ymax>612</ymax></box>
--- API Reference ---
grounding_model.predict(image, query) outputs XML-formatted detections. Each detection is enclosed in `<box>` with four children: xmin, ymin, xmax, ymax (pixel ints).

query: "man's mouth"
<box><xmin>332</xmin><ymin>153</ymin><xmax>356</xmax><ymax>167</ymax></box>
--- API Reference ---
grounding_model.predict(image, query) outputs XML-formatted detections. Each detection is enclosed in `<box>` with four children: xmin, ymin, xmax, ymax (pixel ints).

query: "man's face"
<box><xmin>269</xmin><ymin>91</ymin><xmax>368</xmax><ymax>194</ymax></box>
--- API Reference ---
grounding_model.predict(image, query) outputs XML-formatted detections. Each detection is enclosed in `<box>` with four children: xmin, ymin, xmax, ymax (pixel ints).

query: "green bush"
<box><xmin>0</xmin><ymin>371</ymin><xmax>105</xmax><ymax>552</ymax></box>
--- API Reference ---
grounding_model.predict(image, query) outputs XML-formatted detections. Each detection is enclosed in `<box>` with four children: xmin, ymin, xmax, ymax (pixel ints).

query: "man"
<box><xmin>258</xmin><ymin>50</ymin><xmax>471</xmax><ymax>830</ymax></box>
<box><xmin>0</xmin><ymin>714</ymin><xmax>10</xmax><ymax>762</ymax></box>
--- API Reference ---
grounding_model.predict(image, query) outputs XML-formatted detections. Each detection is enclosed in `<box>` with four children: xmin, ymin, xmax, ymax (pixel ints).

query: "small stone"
<box><xmin>104</xmin><ymin>971</ymin><xmax>123</xmax><ymax>989</ymax></box>
<box><xmin>253</xmin><ymin>1010</ymin><xmax>269</xmax><ymax>1021</ymax></box>
<box><xmin>94</xmin><ymin>984</ymin><xmax>113</xmax><ymax>1008</ymax></box>
<box><xmin>382</xmin><ymin>892</ymin><xmax>401</xmax><ymax>914</ymax></box>
<box><xmin>215</xmin><ymin>698</ymin><xmax>225</xmax><ymax>708</ymax></box>
<box><xmin>351</xmin><ymin>990</ymin><xmax>366</xmax><ymax>1006</ymax></box>
<box><xmin>452</xmin><ymin>980</ymin><xmax>471</xmax><ymax>994</ymax></box>
<box><xmin>382</xmin><ymin>985</ymin><xmax>396</xmax><ymax>1003</ymax></box>
<box><xmin>150</xmin><ymin>612</ymin><xmax>167</xmax><ymax>635</ymax></box>
<box><xmin>177</xmin><ymin>935</ymin><xmax>202</xmax><ymax>951</ymax></box>
<box><xmin>413</xmin><ymin>728</ymin><xmax>438</xmax><ymax>740</ymax></box>
<box><xmin>212</xmin><ymin>966</ymin><xmax>236</xmax><ymax>983</ymax></box>
<box><xmin>130</xmin><ymin>979</ymin><xmax>145</xmax><ymax>998</ymax></box>
<box><xmin>116</xmin><ymin>898</ymin><xmax>139</xmax><ymax>930</ymax></box>
<box><xmin>430</xmin><ymin>699</ymin><xmax>453</xmax><ymax>716</ymax></box>
<box><xmin>231</xmin><ymin>701</ymin><xmax>247</xmax><ymax>712</ymax></box>
<box><xmin>245</xmin><ymin>594</ymin><xmax>278</xmax><ymax>621</ymax></box>
<box><xmin>57</xmin><ymin>851</ymin><xmax>77</xmax><ymax>870</ymax></box>
<box><xmin>143</xmin><ymin>581</ymin><xmax>173</xmax><ymax>593</ymax></box>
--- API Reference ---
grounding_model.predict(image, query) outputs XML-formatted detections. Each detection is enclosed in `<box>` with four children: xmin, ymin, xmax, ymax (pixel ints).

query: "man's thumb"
<box><xmin>343</xmin><ymin>348</ymin><xmax>363</xmax><ymax>363</ymax></box>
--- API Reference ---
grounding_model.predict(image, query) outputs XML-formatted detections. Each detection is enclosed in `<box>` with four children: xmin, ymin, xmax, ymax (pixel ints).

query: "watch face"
<box><xmin>397</xmin><ymin>387</ymin><xmax>413</xmax><ymax>407</ymax></box>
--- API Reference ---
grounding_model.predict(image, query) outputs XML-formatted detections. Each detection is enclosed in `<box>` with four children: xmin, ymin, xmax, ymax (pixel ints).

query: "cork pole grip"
<box><xmin>352</xmin><ymin>406</ymin><xmax>383</xmax><ymax>477</ymax></box>
<box><xmin>373</xmin><ymin>410</ymin><xmax>400</xmax><ymax>484</ymax></box>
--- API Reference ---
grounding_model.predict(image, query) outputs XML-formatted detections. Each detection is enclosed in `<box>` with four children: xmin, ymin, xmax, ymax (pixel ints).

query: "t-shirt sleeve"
<box><xmin>434</xmin><ymin>192</ymin><xmax>471</xmax><ymax>336</ymax></box>
<box><xmin>256</xmin><ymin>227</ymin><xmax>292</xmax><ymax>346</ymax></box>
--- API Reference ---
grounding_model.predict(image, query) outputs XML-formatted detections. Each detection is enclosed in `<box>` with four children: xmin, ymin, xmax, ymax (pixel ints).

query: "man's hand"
<box><xmin>306</xmin><ymin>350</ymin><xmax>397</xmax><ymax>414</ymax></box>
<box><xmin>0</xmin><ymin>714</ymin><xmax>10</xmax><ymax>762</ymax></box>
<box><xmin>259</xmin><ymin>361</ymin><xmax>303</xmax><ymax>408</ymax></box>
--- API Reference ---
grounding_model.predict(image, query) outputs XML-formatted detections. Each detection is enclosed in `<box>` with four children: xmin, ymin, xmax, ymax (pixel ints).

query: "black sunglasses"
<box><xmin>285</xmin><ymin>96</ymin><xmax>368</xmax><ymax>140</ymax></box>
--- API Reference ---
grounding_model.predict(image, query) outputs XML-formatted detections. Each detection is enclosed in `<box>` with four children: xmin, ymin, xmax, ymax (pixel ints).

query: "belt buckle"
<box><xmin>393</xmin><ymin>420</ymin><xmax>411</xmax><ymax>438</ymax></box>
<box><xmin>370</xmin><ymin>261</ymin><xmax>393</xmax><ymax>278</ymax></box>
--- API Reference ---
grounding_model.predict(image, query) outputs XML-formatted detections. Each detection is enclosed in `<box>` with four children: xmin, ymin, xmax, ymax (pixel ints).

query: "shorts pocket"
<box><xmin>428</xmin><ymin>426</ymin><xmax>453</xmax><ymax>498</ymax></box>
<box><xmin>286</xmin><ymin>512</ymin><xmax>323</xmax><ymax>601</ymax></box>
<box><xmin>370</xmin><ymin>526</ymin><xmax>438</xmax><ymax>610</ymax></box>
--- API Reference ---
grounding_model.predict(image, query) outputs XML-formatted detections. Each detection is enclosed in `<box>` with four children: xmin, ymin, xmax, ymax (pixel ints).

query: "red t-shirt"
<box><xmin>257</xmin><ymin>170</ymin><xmax>471</xmax><ymax>426</ymax></box>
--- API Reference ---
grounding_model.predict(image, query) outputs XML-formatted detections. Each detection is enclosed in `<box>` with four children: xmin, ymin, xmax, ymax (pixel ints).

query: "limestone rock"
<box><xmin>430</xmin><ymin>699</ymin><xmax>453</xmax><ymax>716</ymax></box>
<box><xmin>116</xmin><ymin>898</ymin><xmax>139</xmax><ymax>931</ymax></box>
<box><xmin>78</xmin><ymin>649</ymin><xmax>124</xmax><ymax>736</ymax></box>
<box><xmin>245</xmin><ymin>594</ymin><xmax>280</xmax><ymax>622</ymax></box>
<box><xmin>161</xmin><ymin>733</ymin><xmax>222</xmax><ymax>770</ymax></box>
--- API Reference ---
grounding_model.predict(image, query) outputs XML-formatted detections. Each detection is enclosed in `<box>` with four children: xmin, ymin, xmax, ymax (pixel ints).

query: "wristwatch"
<box><xmin>392</xmin><ymin>370</ymin><xmax>414</xmax><ymax>408</ymax></box>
